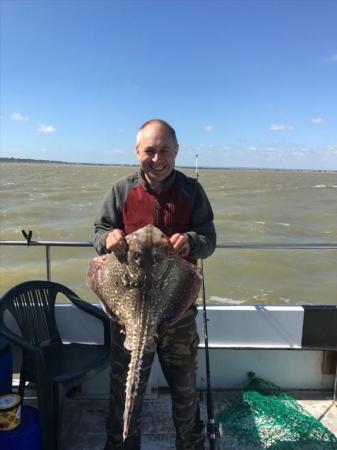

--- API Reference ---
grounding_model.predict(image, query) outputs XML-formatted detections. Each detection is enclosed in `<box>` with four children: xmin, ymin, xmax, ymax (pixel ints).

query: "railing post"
<box><xmin>46</xmin><ymin>245</ymin><xmax>51</xmax><ymax>281</ymax></box>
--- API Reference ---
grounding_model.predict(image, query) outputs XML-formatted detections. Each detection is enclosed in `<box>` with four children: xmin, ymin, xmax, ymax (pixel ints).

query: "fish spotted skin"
<box><xmin>87</xmin><ymin>224</ymin><xmax>202</xmax><ymax>440</ymax></box>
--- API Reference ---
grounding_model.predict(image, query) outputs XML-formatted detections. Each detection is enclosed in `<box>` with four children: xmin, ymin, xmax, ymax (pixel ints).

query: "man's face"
<box><xmin>136</xmin><ymin>123</ymin><xmax>178</xmax><ymax>189</ymax></box>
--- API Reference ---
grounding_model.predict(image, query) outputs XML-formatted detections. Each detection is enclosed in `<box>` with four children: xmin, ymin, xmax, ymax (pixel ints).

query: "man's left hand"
<box><xmin>170</xmin><ymin>233</ymin><xmax>190</xmax><ymax>257</ymax></box>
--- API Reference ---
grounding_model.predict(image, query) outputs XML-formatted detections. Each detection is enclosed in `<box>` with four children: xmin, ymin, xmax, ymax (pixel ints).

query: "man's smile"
<box><xmin>150</xmin><ymin>165</ymin><xmax>166</xmax><ymax>172</ymax></box>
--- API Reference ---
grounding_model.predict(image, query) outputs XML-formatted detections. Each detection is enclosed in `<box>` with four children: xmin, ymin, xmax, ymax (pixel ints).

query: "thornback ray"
<box><xmin>86</xmin><ymin>224</ymin><xmax>202</xmax><ymax>441</ymax></box>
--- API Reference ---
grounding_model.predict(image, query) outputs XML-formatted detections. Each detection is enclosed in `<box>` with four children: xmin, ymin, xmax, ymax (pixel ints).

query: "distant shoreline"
<box><xmin>0</xmin><ymin>157</ymin><xmax>133</xmax><ymax>167</ymax></box>
<box><xmin>1</xmin><ymin>157</ymin><xmax>336</xmax><ymax>173</ymax></box>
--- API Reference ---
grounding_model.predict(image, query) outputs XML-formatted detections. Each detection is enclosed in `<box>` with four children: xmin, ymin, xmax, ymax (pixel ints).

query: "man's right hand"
<box><xmin>105</xmin><ymin>229</ymin><xmax>128</xmax><ymax>255</ymax></box>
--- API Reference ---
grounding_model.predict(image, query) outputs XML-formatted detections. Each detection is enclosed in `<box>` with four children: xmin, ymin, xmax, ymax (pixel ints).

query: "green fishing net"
<box><xmin>217</xmin><ymin>376</ymin><xmax>337</xmax><ymax>449</ymax></box>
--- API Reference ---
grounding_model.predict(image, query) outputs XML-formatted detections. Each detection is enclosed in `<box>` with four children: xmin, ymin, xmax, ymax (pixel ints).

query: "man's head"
<box><xmin>135</xmin><ymin>119</ymin><xmax>179</xmax><ymax>190</ymax></box>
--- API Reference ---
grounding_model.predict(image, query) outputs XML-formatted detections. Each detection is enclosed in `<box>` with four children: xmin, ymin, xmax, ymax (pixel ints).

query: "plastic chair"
<box><xmin>0</xmin><ymin>280</ymin><xmax>111</xmax><ymax>450</ymax></box>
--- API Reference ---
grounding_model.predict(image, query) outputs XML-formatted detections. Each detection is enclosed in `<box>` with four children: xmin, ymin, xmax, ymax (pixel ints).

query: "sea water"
<box><xmin>1</xmin><ymin>163</ymin><xmax>336</xmax><ymax>305</ymax></box>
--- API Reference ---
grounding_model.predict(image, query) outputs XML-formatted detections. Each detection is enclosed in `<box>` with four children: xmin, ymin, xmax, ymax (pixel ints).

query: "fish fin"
<box><xmin>159</xmin><ymin>258</ymin><xmax>202</xmax><ymax>330</ymax></box>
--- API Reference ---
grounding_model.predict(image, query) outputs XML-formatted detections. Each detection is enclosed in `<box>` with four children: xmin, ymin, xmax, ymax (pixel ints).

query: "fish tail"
<box><xmin>122</xmin><ymin>307</ymin><xmax>149</xmax><ymax>441</ymax></box>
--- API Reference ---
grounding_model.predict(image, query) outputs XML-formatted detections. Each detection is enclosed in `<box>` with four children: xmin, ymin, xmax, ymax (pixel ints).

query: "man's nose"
<box><xmin>152</xmin><ymin>152</ymin><xmax>161</xmax><ymax>162</ymax></box>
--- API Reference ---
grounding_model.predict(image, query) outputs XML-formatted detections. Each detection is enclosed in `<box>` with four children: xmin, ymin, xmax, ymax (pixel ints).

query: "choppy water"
<box><xmin>1</xmin><ymin>163</ymin><xmax>336</xmax><ymax>305</ymax></box>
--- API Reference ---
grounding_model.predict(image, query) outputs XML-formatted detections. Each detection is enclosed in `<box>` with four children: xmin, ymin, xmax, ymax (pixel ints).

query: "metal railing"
<box><xmin>1</xmin><ymin>240</ymin><xmax>92</xmax><ymax>281</ymax></box>
<box><xmin>1</xmin><ymin>239</ymin><xmax>337</xmax><ymax>281</ymax></box>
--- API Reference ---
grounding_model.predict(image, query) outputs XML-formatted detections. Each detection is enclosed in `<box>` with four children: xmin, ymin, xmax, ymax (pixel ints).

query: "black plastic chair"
<box><xmin>0</xmin><ymin>280</ymin><xmax>111</xmax><ymax>450</ymax></box>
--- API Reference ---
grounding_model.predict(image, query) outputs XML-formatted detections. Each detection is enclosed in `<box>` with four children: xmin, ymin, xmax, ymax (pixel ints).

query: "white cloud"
<box><xmin>269</xmin><ymin>124</ymin><xmax>295</xmax><ymax>132</ymax></box>
<box><xmin>327</xmin><ymin>143</ymin><xmax>337</xmax><ymax>155</ymax></box>
<box><xmin>311</xmin><ymin>117</ymin><xmax>325</xmax><ymax>125</ymax></box>
<box><xmin>292</xmin><ymin>151</ymin><xmax>305</xmax><ymax>159</ymax></box>
<box><xmin>322</xmin><ymin>53</ymin><xmax>337</xmax><ymax>64</ymax></box>
<box><xmin>104</xmin><ymin>149</ymin><xmax>125</xmax><ymax>155</ymax></box>
<box><xmin>37</xmin><ymin>124</ymin><xmax>57</xmax><ymax>134</ymax></box>
<box><xmin>10</xmin><ymin>112</ymin><xmax>28</xmax><ymax>122</ymax></box>
<box><xmin>204</xmin><ymin>125</ymin><xmax>214</xmax><ymax>132</ymax></box>
<box><xmin>178</xmin><ymin>140</ymin><xmax>337</xmax><ymax>170</ymax></box>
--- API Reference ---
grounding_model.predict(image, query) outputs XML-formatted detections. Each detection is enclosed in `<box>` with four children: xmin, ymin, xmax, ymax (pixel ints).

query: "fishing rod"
<box><xmin>195</xmin><ymin>154</ymin><xmax>221</xmax><ymax>449</ymax></box>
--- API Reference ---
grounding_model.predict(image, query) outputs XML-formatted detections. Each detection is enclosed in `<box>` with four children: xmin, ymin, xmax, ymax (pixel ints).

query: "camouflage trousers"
<box><xmin>104</xmin><ymin>305</ymin><xmax>205</xmax><ymax>450</ymax></box>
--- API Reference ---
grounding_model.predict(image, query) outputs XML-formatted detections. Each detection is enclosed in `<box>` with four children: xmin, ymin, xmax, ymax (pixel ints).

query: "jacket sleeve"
<box><xmin>93</xmin><ymin>185</ymin><xmax>124</xmax><ymax>255</ymax></box>
<box><xmin>186</xmin><ymin>181</ymin><xmax>216</xmax><ymax>260</ymax></box>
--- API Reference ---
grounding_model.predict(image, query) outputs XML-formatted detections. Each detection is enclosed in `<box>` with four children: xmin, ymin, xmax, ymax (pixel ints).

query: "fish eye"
<box><xmin>133</xmin><ymin>251</ymin><xmax>142</xmax><ymax>262</ymax></box>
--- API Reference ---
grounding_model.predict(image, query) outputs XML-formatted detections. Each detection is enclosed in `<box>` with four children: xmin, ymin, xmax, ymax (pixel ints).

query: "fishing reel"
<box><xmin>207</xmin><ymin>418</ymin><xmax>222</xmax><ymax>440</ymax></box>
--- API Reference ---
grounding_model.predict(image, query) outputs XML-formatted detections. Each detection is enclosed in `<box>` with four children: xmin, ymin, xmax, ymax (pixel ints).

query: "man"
<box><xmin>94</xmin><ymin>119</ymin><xmax>216</xmax><ymax>449</ymax></box>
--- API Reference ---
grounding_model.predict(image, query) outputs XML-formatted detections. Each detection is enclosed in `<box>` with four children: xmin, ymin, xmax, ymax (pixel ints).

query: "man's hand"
<box><xmin>106</xmin><ymin>229</ymin><xmax>128</xmax><ymax>255</ymax></box>
<box><xmin>170</xmin><ymin>233</ymin><xmax>190</xmax><ymax>257</ymax></box>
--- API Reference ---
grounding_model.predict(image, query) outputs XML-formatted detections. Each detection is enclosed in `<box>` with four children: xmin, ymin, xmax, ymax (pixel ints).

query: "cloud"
<box><xmin>269</xmin><ymin>124</ymin><xmax>295</xmax><ymax>132</ymax></box>
<box><xmin>103</xmin><ymin>149</ymin><xmax>125</xmax><ymax>155</ymax></box>
<box><xmin>37</xmin><ymin>124</ymin><xmax>57</xmax><ymax>134</ymax></box>
<box><xmin>204</xmin><ymin>125</ymin><xmax>214</xmax><ymax>132</ymax></box>
<box><xmin>322</xmin><ymin>53</ymin><xmax>337</xmax><ymax>64</ymax></box>
<box><xmin>327</xmin><ymin>143</ymin><xmax>337</xmax><ymax>156</ymax></box>
<box><xmin>179</xmin><ymin>140</ymin><xmax>337</xmax><ymax>170</ymax></box>
<box><xmin>311</xmin><ymin>117</ymin><xmax>325</xmax><ymax>125</ymax></box>
<box><xmin>10</xmin><ymin>112</ymin><xmax>28</xmax><ymax>122</ymax></box>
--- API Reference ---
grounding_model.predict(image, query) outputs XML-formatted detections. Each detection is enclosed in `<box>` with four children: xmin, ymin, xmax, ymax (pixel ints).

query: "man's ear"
<box><xmin>175</xmin><ymin>145</ymin><xmax>179</xmax><ymax>156</ymax></box>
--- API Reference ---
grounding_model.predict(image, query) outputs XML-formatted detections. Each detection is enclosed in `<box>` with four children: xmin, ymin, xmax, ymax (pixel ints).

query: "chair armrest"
<box><xmin>0</xmin><ymin>326</ymin><xmax>40</xmax><ymax>354</ymax></box>
<box><xmin>67</xmin><ymin>294</ymin><xmax>106</xmax><ymax>319</ymax></box>
<box><xmin>66</xmin><ymin>294</ymin><xmax>111</xmax><ymax>346</ymax></box>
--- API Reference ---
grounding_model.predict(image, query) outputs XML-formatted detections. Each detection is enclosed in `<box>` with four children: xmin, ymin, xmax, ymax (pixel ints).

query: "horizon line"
<box><xmin>1</xmin><ymin>157</ymin><xmax>336</xmax><ymax>173</ymax></box>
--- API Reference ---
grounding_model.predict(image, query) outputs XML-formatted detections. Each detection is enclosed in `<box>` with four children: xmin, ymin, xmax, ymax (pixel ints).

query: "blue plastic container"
<box><xmin>0</xmin><ymin>337</ymin><xmax>12</xmax><ymax>394</ymax></box>
<box><xmin>0</xmin><ymin>405</ymin><xmax>41</xmax><ymax>450</ymax></box>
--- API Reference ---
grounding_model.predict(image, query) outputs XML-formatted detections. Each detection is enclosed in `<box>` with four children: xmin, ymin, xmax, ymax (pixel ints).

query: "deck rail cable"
<box><xmin>1</xmin><ymin>237</ymin><xmax>336</xmax><ymax>283</ymax></box>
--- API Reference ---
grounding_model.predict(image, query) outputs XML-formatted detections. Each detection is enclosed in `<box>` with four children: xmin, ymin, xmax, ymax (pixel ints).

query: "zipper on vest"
<box><xmin>154</xmin><ymin>199</ymin><xmax>160</xmax><ymax>227</ymax></box>
<box><xmin>167</xmin><ymin>203</ymin><xmax>173</xmax><ymax>236</ymax></box>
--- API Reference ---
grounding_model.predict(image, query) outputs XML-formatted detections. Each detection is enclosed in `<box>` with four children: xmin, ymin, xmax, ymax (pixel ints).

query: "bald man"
<box><xmin>94</xmin><ymin>119</ymin><xmax>216</xmax><ymax>450</ymax></box>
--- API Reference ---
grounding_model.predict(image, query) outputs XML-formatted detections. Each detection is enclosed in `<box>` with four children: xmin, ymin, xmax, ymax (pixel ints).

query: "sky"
<box><xmin>1</xmin><ymin>0</ymin><xmax>337</xmax><ymax>170</ymax></box>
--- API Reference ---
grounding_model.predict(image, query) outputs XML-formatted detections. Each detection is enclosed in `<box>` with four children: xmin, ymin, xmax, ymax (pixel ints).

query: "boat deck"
<box><xmin>25</xmin><ymin>388</ymin><xmax>337</xmax><ymax>450</ymax></box>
